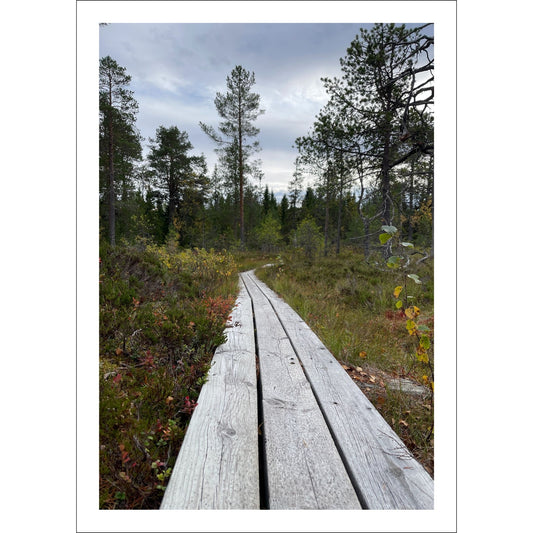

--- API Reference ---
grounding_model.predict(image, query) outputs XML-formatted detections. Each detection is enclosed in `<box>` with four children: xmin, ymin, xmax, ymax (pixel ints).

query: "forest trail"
<box><xmin>161</xmin><ymin>269</ymin><xmax>433</xmax><ymax>510</ymax></box>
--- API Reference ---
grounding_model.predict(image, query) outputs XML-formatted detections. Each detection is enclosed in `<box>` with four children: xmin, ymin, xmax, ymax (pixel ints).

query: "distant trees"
<box><xmin>295</xmin><ymin>109</ymin><xmax>356</xmax><ymax>255</ymax></box>
<box><xmin>200</xmin><ymin>65</ymin><xmax>265</xmax><ymax>247</ymax></box>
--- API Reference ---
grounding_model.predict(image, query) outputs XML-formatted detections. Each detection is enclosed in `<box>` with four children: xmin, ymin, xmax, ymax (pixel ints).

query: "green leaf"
<box><xmin>395</xmin><ymin>300</ymin><xmax>403</xmax><ymax>309</ymax></box>
<box><xmin>420</xmin><ymin>335</ymin><xmax>431</xmax><ymax>350</ymax></box>
<box><xmin>379</xmin><ymin>233</ymin><xmax>393</xmax><ymax>244</ymax></box>
<box><xmin>401</xmin><ymin>242</ymin><xmax>414</xmax><ymax>248</ymax></box>
<box><xmin>407</xmin><ymin>273</ymin><xmax>422</xmax><ymax>284</ymax></box>
<box><xmin>386</xmin><ymin>255</ymin><xmax>402</xmax><ymax>268</ymax></box>
<box><xmin>417</xmin><ymin>324</ymin><xmax>430</xmax><ymax>332</ymax></box>
<box><xmin>381</xmin><ymin>225</ymin><xmax>397</xmax><ymax>235</ymax></box>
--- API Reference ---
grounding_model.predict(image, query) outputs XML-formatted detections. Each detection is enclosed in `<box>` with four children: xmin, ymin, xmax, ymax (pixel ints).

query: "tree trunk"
<box><xmin>167</xmin><ymin>160</ymin><xmax>177</xmax><ymax>231</ymax></box>
<box><xmin>407</xmin><ymin>159</ymin><xmax>415</xmax><ymax>242</ymax></box>
<box><xmin>362</xmin><ymin>218</ymin><xmax>370</xmax><ymax>261</ymax></box>
<box><xmin>381</xmin><ymin>106</ymin><xmax>393</xmax><ymax>259</ymax></box>
<box><xmin>382</xmin><ymin>137</ymin><xmax>392</xmax><ymax>226</ymax></box>
<box><xmin>107</xmin><ymin>85</ymin><xmax>116</xmax><ymax>246</ymax></box>
<box><xmin>237</xmin><ymin>87</ymin><xmax>245</xmax><ymax>248</ymax></box>
<box><xmin>168</xmin><ymin>196</ymin><xmax>177</xmax><ymax>231</ymax></box>
<box><xmin>336</xmin><ymin>182</ymin><xmax>343</xmax><ymax>255</ymax></box>
<box><xmin>239</xmin><ymin>138</ymin><xmax>244</xmax><ymax>247</ymax></box>
<box><xmin>324</xmin><ymin>187</ymin><xmax>330</xmax><ymax>257</ymax></box>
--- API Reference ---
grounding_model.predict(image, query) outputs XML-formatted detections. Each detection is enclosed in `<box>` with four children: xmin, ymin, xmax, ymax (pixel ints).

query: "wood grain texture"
<box><xmin>248</xmin><ymin>271</ymin><xmax>434</xmax><ymax>510</ymax></box>
<box><xmin>241</xmin><ymin>271</ymin><xmax>361</xmax><ymax>510</ymax></box>
<box><xmin>160</xmin><ymin>279</ymin><xmax>260</xmax><ymax>509</ymax></box>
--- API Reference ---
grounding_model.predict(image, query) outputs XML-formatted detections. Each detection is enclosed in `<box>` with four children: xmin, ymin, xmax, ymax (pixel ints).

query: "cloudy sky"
<box><xmin>99</xmin><ymin>22</ymin><xmax>427</xmax><ymax>194</ymax></box>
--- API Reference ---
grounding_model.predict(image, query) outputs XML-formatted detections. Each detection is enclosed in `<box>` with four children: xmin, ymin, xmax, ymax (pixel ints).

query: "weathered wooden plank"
<box><xmin>240</xmin><ymin>271</ymin><xmax>361</xmax><ymax>510</ymax></box>
<box><xmin>248</xmin><ymin>271</ymin><xmax>434</xmax><ymax>510</ymax></box>
<box><xmin>160</xmin><ymin>280</ymin><xmax>260</xmax><ymax>509</ymax></box>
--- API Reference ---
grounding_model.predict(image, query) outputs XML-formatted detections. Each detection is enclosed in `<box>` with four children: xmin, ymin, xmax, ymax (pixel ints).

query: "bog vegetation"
<box><xmin>99</xmin><ymin>23</ymin><xmax>434</xmax><ymax>508</ymax></box>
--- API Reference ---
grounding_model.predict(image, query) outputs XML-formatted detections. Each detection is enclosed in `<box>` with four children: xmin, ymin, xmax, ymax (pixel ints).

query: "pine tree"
<box><xmin>200</xmin><ymin>65</ymin><xmax>265</xmax><ymax>247</ymax></box>
<box><xmin>99</xmin><ymin>56</ymin><xmax>142</xmax><ymax>245</ymax></box>
<box><xmin>322</xmin><ymin>23</ymin><xmax>434</xmax><ymax>253</ymax></box>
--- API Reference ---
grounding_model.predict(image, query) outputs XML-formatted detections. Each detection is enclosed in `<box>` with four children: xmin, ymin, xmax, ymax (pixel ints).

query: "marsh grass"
<box><xmin>255</xmin><ymin>248</ymin><xmax>434</xmax><ymax>475</ymax></box>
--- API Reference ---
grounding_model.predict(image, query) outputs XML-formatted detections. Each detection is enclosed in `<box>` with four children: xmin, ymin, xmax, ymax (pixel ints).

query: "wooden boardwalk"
<box><xmin>160</xmin><ymin>270</ymin><xmax>434</xmax><ymax>510</ymax></box>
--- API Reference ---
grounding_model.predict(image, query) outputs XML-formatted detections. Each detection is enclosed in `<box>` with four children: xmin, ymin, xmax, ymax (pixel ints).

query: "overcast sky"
<box><xmin>99</xmin><ymin>23</ymin><xmax>428</xmax><ymax>194</ymax></box>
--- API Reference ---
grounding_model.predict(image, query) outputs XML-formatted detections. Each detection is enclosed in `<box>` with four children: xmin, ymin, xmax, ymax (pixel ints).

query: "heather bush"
<box><xmin>99</xmin><ymin>241</ymin><xmax>238</xmax><ymax>509</ymax></box>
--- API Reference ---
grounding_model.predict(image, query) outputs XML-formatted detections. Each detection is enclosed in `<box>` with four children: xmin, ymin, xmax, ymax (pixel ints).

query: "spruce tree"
<box><xmin>147</xmin><ymin>126</ymin><xmax>208</xmax><ymax>241</ymax></box>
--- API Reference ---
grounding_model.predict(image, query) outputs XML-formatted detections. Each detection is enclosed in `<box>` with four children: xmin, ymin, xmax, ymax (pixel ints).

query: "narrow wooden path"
<box><xmin>160</xmin><ymin>270</ymin><xmax>434</xmax><ymax>510</ymax></box>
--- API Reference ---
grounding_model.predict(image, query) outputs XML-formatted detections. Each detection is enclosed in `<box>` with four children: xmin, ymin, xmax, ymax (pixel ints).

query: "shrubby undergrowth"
<box><xmin>99</xmin><ymin>240</ymin><xmax>238</xmax><ymax>509</ymax></box>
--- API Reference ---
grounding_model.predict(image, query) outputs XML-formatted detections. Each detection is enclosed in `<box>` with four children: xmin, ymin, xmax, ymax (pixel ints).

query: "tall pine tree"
<box><xmin>99</xmin><ymin>56</ymin><xmax>142</xmax><ymax>245</ymax></box>
<box><xmin>200</xmin><ymin>65</ymin><xmax>264</xmax><ymax>247</ymax></box>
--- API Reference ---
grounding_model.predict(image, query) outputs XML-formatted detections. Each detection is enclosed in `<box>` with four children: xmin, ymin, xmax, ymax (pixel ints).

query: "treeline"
<box><xmin>100</xmin><ymin>23</ymin><xmax>434</xmax><ymax>257</ymax></box>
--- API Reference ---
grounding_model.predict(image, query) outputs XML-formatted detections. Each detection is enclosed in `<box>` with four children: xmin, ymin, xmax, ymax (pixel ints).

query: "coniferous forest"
<box><xmin>100</xmin><ymin>23</ymin><xmax>434</xmax><ymax>509</ymax></box>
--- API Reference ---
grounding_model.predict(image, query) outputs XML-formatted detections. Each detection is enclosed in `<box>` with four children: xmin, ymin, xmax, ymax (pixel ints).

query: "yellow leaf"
<box><xmin>393</xmin><ymin>286</ymin><xmax>403</xmax><ymax>298</ymax></box>
<box><xmin>359</xmin><ymin>351</ymin><xmax>367</xmax><ymax>359</ymax></box>
<box><xmin>418</xmin><ymin>353</ymin><xmax>429</xmax><ymax>363</ymax></box>
<box><xmin>405</xmin><ymin>306</ymin><xmax>420</xmax><ymax>319</ymax></box>
<box><xmin>406</xmin><ymin>319</ymin><xmax>417</xmax><ymax>335</ymax></box>
<box><xmin>416</xmin><ymin>345</ymin><xmax>429</xmax><ymax>363</ymax></box>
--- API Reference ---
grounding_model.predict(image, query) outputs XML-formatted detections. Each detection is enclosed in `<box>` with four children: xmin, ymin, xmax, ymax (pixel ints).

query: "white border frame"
<box><xmin>77</xmin><ymin>2</ymin><xmax>456</xmax><ymax>532</ymax></box>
